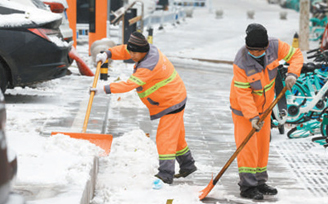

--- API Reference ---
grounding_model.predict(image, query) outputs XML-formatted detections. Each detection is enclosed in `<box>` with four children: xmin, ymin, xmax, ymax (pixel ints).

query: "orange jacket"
<box><xmin>230</xmin><ymin>38</ymin><xmax>303</xmax><ymax>120</ymax></box>
<box><xmin>105</xmin><ymin>44</ymin><xmax>187</xmax><ymax>120</ymax></box>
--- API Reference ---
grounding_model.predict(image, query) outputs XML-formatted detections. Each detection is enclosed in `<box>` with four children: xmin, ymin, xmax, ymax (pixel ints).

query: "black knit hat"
<box><xmin>127</xmin><ymin>31</ymin><xmax>150</xmax><ymax>53</ymax></box>
<box><xmin>245</xmin><ymin>23</ymin><xmax>269</xmax><ymax>50</ymax></box>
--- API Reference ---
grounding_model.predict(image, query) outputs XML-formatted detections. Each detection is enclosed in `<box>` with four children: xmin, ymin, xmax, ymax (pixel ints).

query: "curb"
<box><xmin>80</xmin><ymin>157</ymin><xmax>99</xmax><ymax>204</ymax></box>
<box><xmin>80</xmin><ymin>95</ymin><xmax>110</xmax><ymax>204</ymax></box>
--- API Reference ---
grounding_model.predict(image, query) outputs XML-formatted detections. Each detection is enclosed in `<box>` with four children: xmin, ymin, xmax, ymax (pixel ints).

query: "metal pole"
<box><xmin>299</xmin><ymin>0</ymin><xmax>310</xmax><ymax>51</ymax></box>
<box><xmin>122</xmin><ymin>14</ymin><xmax>125</xmax><ymax>45</ymax></box>
<box><xmin>135</xmin><ymin>0</ymin><xmax>144</xmax><ymax>32</ymax></box>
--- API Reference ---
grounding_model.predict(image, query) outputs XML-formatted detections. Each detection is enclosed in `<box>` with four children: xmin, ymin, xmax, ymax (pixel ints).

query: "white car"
<box><xmin>40</xmin><ymin>0</ymin><xmax>73</xmax><ymax>43</ymax></box>
<box><xmin>9</xmin><ymin>0</ymin><xmax>73</xmax><ymax>43</ymax></box>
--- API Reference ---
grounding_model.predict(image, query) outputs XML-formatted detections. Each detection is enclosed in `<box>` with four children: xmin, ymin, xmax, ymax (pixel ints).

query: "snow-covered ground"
<box><xmin>3</xmin><ymin>0</ymin><xmax>328</xmax><ymax>203</ymax></box>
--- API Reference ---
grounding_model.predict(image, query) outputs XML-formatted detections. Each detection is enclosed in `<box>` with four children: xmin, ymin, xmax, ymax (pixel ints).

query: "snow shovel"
<box><xmin>199</xmin><ymin>86</ymin><xmax>288</xmax><ymax>200</ymax></box>
<box><xmin>51</xmin><ymin>62</ymin><xmax>113</xmax><ymax>156</ymax></box>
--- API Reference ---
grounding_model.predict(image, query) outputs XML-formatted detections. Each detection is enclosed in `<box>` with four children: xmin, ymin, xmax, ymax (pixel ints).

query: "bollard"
<box><xmin>247</xmin><ymin>10</ymin><xmax>255</xmax><ymax>19</ymax></box>
<box><xmin>292</xmin><ymin>32</ymin><xmax>299</xmax><ymax>48</ymax></box>
<box><xmin>158</xmin><ymin>10</ymin><xmax>164</xmax><ymax>30</ymax></box>
<box><xmin>215</xmin><ymin>9</ymin><xmax>223</xmax><ymax>19</ymax></box>
<box><xmin>147</xmin><ymin>27</ymin><xmax>153</xmax><ymax>44</ymax></box>
<box><xmin>100</xmin><ymin>57</ymin><xmax>109</xmax><ymax>81</ymax></box>
<box><xmin>280</xmin><ymin>11</ymin><xmax>287</xmax><ymax>20</ymax></box>
<box><xmin>185</xmin><ymin>7</ymin><xmax>193</xmax><ymax>18</ymax></box>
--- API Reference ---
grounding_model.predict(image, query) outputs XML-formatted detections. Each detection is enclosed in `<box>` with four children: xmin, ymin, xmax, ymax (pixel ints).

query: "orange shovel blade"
<box><xmin>199</xmin><ymin>176</ymin><xmax>215</xmax><ymax>200</ymax></box>
<box><xmin>51</xmin><ymin>132</ymin><xmax>113</xmax><ymax>156</ymax></box>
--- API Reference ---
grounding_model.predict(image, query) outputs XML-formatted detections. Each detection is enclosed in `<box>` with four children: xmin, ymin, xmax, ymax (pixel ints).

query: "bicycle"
<box><xmin>286</xmin><ymin>106</ymin><xmax>328</xmax><ymax>139</ymax></box>
<box><xmin>309</xmin><ymin>1</ymin><xmax>328</xmax><ymax>41</ymax></box>
<box><xmin>275</xmin><ymin>62</ymin><xmax>328</xmax><ymax>124</ymax></box>
<box><xmin>311</xmin><ymin>113</ymin><xmax>328</xmax><ymax>147</ymax></box>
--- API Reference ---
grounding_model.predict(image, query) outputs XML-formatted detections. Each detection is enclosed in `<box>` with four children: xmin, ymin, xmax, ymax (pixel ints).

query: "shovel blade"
<box><xmin>199</xmin><ymin>176</ymin><xmax>215</xmax><ymax>200</ymax></box>
<box><xmin>51</xmin><ymin>132</ymin><xmax>113</xmax><ymax>156</ymax></box>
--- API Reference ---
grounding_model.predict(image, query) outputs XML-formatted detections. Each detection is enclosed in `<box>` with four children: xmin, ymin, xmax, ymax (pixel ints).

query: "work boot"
<box><xmin>174</xmin><ymin>166</ymin><xmax>197</xmax><ymax>178</ymax></box>
<box><xmin>240</xmin><ymin>187</ymin><xmax>264</xmax><ymax>200</ymax></box>
<box><xmin>155</xmin><ymin>174</ymin><xmax>173</xmax><ymax>184</ymax></box>
<box><xmin>258</xmin><ymin>183</ymin><xmax>278</xmax><ymax>195</ymax></box>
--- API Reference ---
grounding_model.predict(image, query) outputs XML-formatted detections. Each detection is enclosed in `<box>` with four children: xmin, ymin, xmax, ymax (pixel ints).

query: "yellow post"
<box><xmin>100</xmin><ymin>59</ymin><xmax>109</xmax><ymax>81</ymax></box>
<box><xmin>147</xmin><ymin>27</ymin><xmax>153</xmax><ymax>44</ymax></box>
<box><xmin>292</xmin><ymin>32</ymin><xmax>299</xmax><ymax>48</ymax></box>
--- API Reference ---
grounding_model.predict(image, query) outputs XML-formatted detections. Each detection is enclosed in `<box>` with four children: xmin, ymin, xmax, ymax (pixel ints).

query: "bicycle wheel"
<box><xmin>286</xmin><ymin>83</ymin><xmax>307</xmax><ymax>123</ymax></box>
<box><xmin>320</xmin><ymin>122</ymin><xmax>328</xmax><ymax>137</ymax></box>
<box><xmin>287</xmin><ymin>127</ymin><xmax>311</xmax><ymax>139</ymax></box>
<box><xmin>312</xmin><ymin>136</ymin><xmax>327</xmax><ymax>145</ymax></box>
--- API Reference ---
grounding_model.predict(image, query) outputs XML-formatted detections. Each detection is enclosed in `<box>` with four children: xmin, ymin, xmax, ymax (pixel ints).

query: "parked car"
<box><xmin>41</xmin><ymin>0</ymin><xmax>73</xmax><ymax>43</ymax></box>
<box><xmin>0</xmin><ymin>0</ymin><xmax>73</xmax><ymax>93</ymax></box>
<box><xmin>0</xmin><ymin>91</ymin><xmax>24</xmax><ymax>204</ymax></box>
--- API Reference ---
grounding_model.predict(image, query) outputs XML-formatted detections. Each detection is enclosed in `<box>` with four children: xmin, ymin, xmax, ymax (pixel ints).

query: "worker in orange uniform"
<box><xmin>230</xmin><ymin>23</ymin><xmax>303</xmax><ymax>200</ymax></box>
<box><xmin>93</xmin><ymin>31</ymin><xmax>197</xmax><ymax>184</ymax></box>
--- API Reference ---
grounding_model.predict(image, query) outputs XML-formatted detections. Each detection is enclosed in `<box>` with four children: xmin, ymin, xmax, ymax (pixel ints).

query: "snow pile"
<box><xmin>15</xmin><ymin>133</ymin><xmax>101</xmax><ymax>187</ymax></box>
<box><xmin>92</xmin><ymin>129</ymin><xmax>203</xmax><ymax>204</ymax></box>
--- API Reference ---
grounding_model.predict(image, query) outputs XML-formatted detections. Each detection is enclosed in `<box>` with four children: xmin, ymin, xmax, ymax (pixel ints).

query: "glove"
<box><xmin>251</xmin><ymin>118</ymin><xmax>264</xmax><ymax>132</ymax></box>
<box><xmin>89</xmin><ymin>85</ymin><xmax>106</xmax><ymax>96</ymax></box>
<box><xmin>96</xmin><ymin>52</ymin><xmax>108</xmax><ymax>65</ymax></box>
<box><xmin>285</xmin><ymin>75</ymin><xmax>297</xmax><ymax>91</ymax></box>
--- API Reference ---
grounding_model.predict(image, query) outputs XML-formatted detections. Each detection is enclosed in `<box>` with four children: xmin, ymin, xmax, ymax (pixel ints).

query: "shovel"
<box><xmin>199</xmin><ymin>86</ymin><xmax>288</xmax><ymax>200</ymax></box>
<box><xmin>51</xmin><ymin>62</ymin><xmax>113</xmax><ymax>156</ymax></box>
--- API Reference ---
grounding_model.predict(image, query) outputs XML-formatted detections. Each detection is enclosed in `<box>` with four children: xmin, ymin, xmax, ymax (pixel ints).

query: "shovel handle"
<box><xmin>82</xmin><ymin>61</ymin><xmax>102</xmax><ymax>133</ymax></box>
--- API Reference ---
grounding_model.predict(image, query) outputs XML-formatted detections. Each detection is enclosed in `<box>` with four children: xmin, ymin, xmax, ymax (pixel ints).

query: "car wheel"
<box><xmin>0</xmin><ymin>63</ymin><xmax>8</xmax><ymax>93</ymax></box>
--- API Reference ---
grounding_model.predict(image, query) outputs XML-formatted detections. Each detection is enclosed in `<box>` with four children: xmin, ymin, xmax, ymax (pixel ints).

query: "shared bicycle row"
<box><xmin>271</xmin><ymin>45</ymin><xmax>328</xmax><ymax>148</ymax></box>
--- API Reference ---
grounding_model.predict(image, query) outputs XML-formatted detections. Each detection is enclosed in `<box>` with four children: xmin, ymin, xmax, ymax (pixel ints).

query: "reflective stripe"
<box><xmin>234</xmin><ymin>81</ymin><xmax>251</xmax><ymax>89</ymax></box>
<box><xmin>264</xmin><ymin>79</ymin><xmax>275</xmax><ymax>92</ymax></box>
<box><xmin>138</xmin><ymin>70</ymin><xmax>177</xmax><ymax>98</ymax></box>
<box><xmin>252</xmin><ymin>90</ymin><xmax>263</xmax><ymax>95</ymax></box>
<box><xmin>159</xmin><ymin>154</ymin><xmax>176</xmax><ymax>160</ymax></box>
<box><xmin>159</xmin><ymin>146</ymin><xmax>190</xmax><ymax>160</ymax></box>
<box><xmin>239</xmin><ymin>166</ymin><xmax>267</xmax><ymax>174</ymax></box>
<box><xmin>239</xmin><ymin>167</ymin><xmax>257</xmax><ymax>174</ymax></box>
<box><xmin>257</xmin><ymin>166</ymin><xmax>267</xmax><ymax>173</ymax></box>
<box><xmin>251</xmin><ymin>79</ymin><xmax>275</xmax><ymax>96</ymax></box>
<box><xmin>129</xmin><ymin>75</ymin><xmax>146</xmax><ymax>86</ymax></box>
<box><xmin>176</xmin><ymin>146</ymin><xmax>189</xmax><ymax>157</ymax></box>
<box><xmin>284</xmin><ymin>47</ymin><xmax>295</xmax><ymax>62</ymax></box>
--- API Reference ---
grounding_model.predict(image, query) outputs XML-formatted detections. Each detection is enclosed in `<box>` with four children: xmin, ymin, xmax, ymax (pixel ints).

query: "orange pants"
<box><xmin>156</xmin><ymin>109</ymin><xmax>194</xmax><ymax>179</ymax></box>
<box><xmin>232</xmin><ymin>112</ymin><xmax>271</xmax><ymax>189</ymax></box>
<box><xmin>156</xmin><ymin>109</ymin><xmax>187</xmax><ymax>157</ymax></box>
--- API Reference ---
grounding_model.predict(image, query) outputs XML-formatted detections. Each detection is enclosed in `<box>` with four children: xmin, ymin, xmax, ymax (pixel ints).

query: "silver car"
<box><xmin>41</xmin><ymin>0</ymin><xmax>73</xmax><ymax>43</ymax></box>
